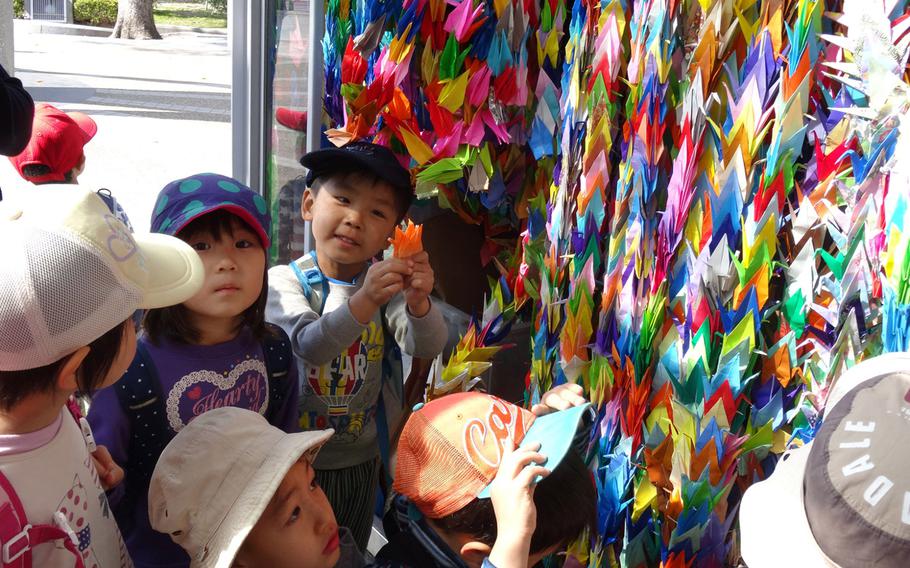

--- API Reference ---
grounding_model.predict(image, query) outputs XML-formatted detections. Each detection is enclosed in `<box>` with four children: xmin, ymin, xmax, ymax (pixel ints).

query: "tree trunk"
<box><xmin>111</xmin><ymin>0</ymin><xmax>161</xmax><ymax>40</ymax></box>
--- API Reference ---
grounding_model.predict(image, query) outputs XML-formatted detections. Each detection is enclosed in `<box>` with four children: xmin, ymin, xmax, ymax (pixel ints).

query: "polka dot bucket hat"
<box><xmin>150</xmin><ymin>173</ymin><xmax>271</xmax><ymax>247</ymax></box>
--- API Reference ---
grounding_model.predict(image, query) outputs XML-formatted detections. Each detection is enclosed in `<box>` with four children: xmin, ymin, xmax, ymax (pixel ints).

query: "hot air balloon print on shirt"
<box><xmin>306</xmin><ymin>321</ymin><xmax>384</xmax><ymax>416</ymax></box>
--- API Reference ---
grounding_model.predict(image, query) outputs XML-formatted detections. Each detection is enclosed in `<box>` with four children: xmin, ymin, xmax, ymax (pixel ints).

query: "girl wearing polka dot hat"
<box><xmin>87</xmin><ymin>173</ymin><xmax>300</xmax><ymax>568</ymax></box>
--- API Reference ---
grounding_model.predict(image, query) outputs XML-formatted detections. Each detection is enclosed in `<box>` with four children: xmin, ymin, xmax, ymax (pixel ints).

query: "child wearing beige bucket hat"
<box><xmin>148</xmin><ymin>407</ymin><xmax>344</xmax><ymax>568</ymax></box>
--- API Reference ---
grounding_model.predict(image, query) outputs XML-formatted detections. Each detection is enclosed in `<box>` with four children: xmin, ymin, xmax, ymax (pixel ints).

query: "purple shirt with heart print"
<box><xmin>87</xmin><ymin>327</ymin><xmax>299</xmax><ymax>568</ymax></box>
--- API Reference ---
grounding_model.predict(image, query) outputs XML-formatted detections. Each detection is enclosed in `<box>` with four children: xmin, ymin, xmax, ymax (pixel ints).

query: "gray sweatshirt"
<box><xmin>267</xmin><ymin>262</ymin><xmax>447</xmax><ymax>468</ymax></box>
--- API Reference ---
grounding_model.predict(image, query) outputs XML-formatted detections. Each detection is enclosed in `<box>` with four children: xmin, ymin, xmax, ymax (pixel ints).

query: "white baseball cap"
<box><xmin>0</xmin><ymin>188</ymin><xmax>204</xmax><ymax>371</ymax></box>
<box><xmin>740</xmin><ymin>352</ymin><xmax>910</xmax><ymax>567</ymax></box>
<box><xmin>148</xmin><ymin>407</ymin><xmax>334</xmax><ymax>568</ymax></box>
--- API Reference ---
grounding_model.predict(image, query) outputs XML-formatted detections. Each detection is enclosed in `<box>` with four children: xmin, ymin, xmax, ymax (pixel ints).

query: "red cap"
<box><xmin>9</xmin><ymin>103</ymin><xmax>97</xmax><ymax>183</ymax></box>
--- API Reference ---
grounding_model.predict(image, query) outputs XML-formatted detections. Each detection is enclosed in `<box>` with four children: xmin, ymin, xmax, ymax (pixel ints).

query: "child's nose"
<box><xmin>215</xmin><ymin>251</ymin><xmax>238</xmax><ymax>271</ymax></box>
<box><xmin>344</xmin><ymin>209</ymin><xmax>363</xmax><ymax>228</ymax></box>
<box><xmin>314</xmin><ymin>515</ymin><xmax>336</xmax><ymax>539</ymax></box>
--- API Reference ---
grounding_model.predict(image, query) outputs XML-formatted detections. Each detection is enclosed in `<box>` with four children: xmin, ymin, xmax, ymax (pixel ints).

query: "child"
<box><xmin>88</xmin><ymin>173</ymin><xmax>300</xmax><ymax>568</ymax></box>
<box><xmin>148</xmin><ymin>406</ymin><xmax>548</xmax><ymax>568</ymax></box>
<box><xmin>0</xmin><ymin>187</ymin><xmax>203</xmax><ymax>567</ymax></box>
<box><xmin>8</xmin><ymin>102</ymin><xmax>96</xmax><ymax>184</ymax></box>
<box><xmin>378</xmin><ymin>389</ymin><xmax>597</xmax><ymax>567</ymax></box>
<box><xmin>3</xmin><ymin>101</ymin><xmax>133</xmax><ymax>231</ymax></box>
<box><xmin>267</xmin><ymin>141</ymin><xmax>448</xmax><ymax>549</ymax></box>
<box><xmin>739</xmin><ymin>353</ymin><xmax>910</xmax><ymax>568</ymax></box>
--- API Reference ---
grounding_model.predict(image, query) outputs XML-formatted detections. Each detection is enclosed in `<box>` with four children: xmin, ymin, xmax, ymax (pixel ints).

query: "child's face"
<box><xmin>302</xmin><ymin>173</ymin><xmax>399</xmax><ymax>281</ymax></box>
<box><xmin>180</xmin><ymin>216</ymin><xmax>265</xmax><ymax>328</ymax></box>
<box><xmin>234</xmin><ymin>458</ymin><xmax>340</xmax><ymax>568</ymax></box>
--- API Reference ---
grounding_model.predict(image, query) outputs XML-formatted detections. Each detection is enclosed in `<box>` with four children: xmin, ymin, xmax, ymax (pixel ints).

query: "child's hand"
<box><xmin>349</xmin><ymin>259</ymin><xmax>409</xmax><ymax>324</ymax></box>
<box><xmin>487</xmin><ymin>440</ymin><xmax>549</xmax><ymax>568</ymax></box>
<box><xmin>402</xmin><ymin>251</ymin><xmax>434</xmax><ymax>317</ymax></box>
<box><xmin>531</xmin><ymin>383</ymin><xmax>587</xmax><ymax>416</ymax></box>
<box><xmin>91</xmin><ymin>445</ymin><xmax>124</xmax><ymax>491</ymax></box>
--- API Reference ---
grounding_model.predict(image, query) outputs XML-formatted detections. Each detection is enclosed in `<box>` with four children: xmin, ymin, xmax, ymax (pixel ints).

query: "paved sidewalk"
<box><xmin>24</xmin><ymin>20</ymin><xmax>227</xmax><ymax>38</ymax></box>
<box><xmin>1</xmin><ymin>20</ymin><xmax>231</xmax><ymax>229</ymax></box>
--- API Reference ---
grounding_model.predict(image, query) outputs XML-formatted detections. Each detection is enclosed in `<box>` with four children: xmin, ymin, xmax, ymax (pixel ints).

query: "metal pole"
<box><xmin>229</xmin><ymin>0</ymin><xmax>250</xmax><ymax>184</ymax></box>
<box><xmin>303</xmin><ymin>0</ymin><xmax>324</xmax><ymax>252</ymax></box>
<box><xmin>0</xmin><ymin>0</ymin><xmax>14</xmax><ymax>71</ymax></box>
<box><xmin>229</xmin><ymin>0</ymin><xmax>264</xmax><ymax>191</ymax></box>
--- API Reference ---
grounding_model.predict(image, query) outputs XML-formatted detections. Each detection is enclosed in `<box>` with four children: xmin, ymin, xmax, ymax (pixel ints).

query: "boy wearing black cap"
<box><xmin>266</xmin><ymin>141</ymin><xmax>448</xmax><ymax>551</ymax></box>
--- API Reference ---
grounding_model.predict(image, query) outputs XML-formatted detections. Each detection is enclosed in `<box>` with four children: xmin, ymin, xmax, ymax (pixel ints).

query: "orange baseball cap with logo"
<box><xmin>394</xmin><ymin>392</ymin><xmax>591</xmax><ymax>518</ymax></box>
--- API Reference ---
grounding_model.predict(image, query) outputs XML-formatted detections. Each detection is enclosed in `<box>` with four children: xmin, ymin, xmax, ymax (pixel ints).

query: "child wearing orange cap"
<box><xmin>378</xmin><ymin>386</ymin><xmax>597</xmax><ymax>567</ymax></box>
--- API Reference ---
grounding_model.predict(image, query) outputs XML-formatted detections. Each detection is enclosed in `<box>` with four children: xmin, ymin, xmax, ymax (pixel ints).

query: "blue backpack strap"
<box><xmin>376</xmin><ymin>304</ymin><xmax>403</xmax><ymax>492</ymax></box>
<box><xmin>112</xmin><ymin>343</ymin><xmax>171</xmax><ymax>533</ymax></box>
<box><xmin>262</xmin><ymin>323</ymin><xmax>293</xmax><ymax>424</ymax></box>
<box><xmin>289</xmin><ymin>251</ymin><xmax>327</xmax><ymax>314</ymax></box>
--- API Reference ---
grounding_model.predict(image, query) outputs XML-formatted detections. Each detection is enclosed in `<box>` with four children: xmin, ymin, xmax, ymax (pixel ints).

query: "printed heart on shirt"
<box><xmin>166</xmin><ymin>359</ymin><xmax>269</xmax><ymax>432</ymax></box>
<box><xmin>187</xmin><ymin>386</ymin><xmax>203</xmax><ymax>400</ymax></box>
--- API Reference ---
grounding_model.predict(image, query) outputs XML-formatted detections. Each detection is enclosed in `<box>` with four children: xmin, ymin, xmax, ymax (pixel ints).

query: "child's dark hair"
<box><xmin>143</xmin><ymin>210</ymin><xmax>268</xmax><ymax>345</ymax></box>
<box><xmin>0</xmin><ymin>320</ymin><xmax>132</xmax><ymax>410</ymax></box>
<box><xmin>311</xmin><ymin>170</ymin><xmax>413</xmax><ymax>221</ymax></box>
<box><xmin>21</xmin><ymin>164</ymin><xmax>76</xmax><ymax>184</ymax></box>
<box><xmin>431</xmin><ymin>449</ymin><xmax>596</xmax><ymax>554</ymax></box>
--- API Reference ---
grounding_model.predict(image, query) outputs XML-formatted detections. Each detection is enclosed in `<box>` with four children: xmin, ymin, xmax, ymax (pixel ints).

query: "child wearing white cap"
<box><xmin>0</xmin><ymin>188</ymin><xmax>204</xmax><ymax>567</ymax></box>
<box><xmin>149</xmin><ymin>406</ymin><xmax>551</xmax><ymax>568</ymax></box>
<box><xmin>739</xmin><ymin>352</ymin><xmax>910</xmax><ymax>568</ymax></box>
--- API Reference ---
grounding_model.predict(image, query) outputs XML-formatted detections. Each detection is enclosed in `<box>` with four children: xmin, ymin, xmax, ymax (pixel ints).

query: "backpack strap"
<box><xmin>262</xmin><ymin>323</ymin><xmax>293</xmax><ymax>424</ymax></box>
<box><xmin>0</xmin><ymin>470</ymin><xmax>84</xmax><ymax>568</ymax></box>
<box><xmin>113</xmin><ymin>344</ymin><xmax>170</xmax><ymax>533</ymax></box>
<box><xmin>289</xmin><ymin>251</ymin><xmax>328</xmax><ymax>314</ymax></box>
<box><xmin>63</xmin><ymin>399</ymin><xmax>98</xmax><ymax>455</ymax></box>
<box><xmin>376</xmin><ymin>304</ymin><xmax>403</xmax><ymax>492</ymax></box>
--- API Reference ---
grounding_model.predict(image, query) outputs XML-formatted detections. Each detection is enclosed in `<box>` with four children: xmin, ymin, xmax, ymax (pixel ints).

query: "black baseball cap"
<box><xmin>300</xmin><ymin>141</ymin><xmax>412</xmax><ymax>193</ymax></box>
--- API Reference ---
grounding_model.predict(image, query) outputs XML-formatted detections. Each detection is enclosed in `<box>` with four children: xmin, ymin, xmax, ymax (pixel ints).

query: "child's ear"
<box><xmin>301</xmin><ymin>189</ymin><xmax>316</xmax><ymax>221</ymax></box>
<box><xmin>55</xmin><ymin>346</ymin><xmax>91</xmax><ymax>391</ymax></box>
<box><xmin>70</xmin><ymin>154</ymin><xmax>86</xmax><ymax>181</ymax></box>
<box><xmin>460</xmin><ymin>541</ymin><xmax>492</xmax><ymax>568</ymax></box>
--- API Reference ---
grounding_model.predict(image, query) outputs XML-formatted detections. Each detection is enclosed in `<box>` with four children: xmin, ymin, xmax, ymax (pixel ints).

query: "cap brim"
<box><xmin>739</xmin><ymin>442</ymin><xmax>837</xmax><ymax>568</ymax></box>
<box><xmin>134</xmin><ymin>233</ymin><xmax>205</xmax><ymax>309</ymax></box>
<box><xmin>193</xmin><ymin>429</ymin><xmax>335</xmax><ymax>568</ymax></box>
<box><xmin>175</xmin><ymin>204</ymin><xmax>271</xmax><ymax>248</ymax></box>
<box><xmin>301</xmin><ymin>148</ymin><xmax>410</xmax><ymax>190</ymax></box>
<box><xmin>826</xmin><ymin>352</ymin><xmax>910</xmax><ymax>413</ymax></box>
<box><xmin>476</xmin><ymin>403</ymin><xmax>591</xmax><ymax>499</ymax></box>
<box><xmin>67</xmin><ymin>111</ymin><xmax>97</xmax><ymax>143</ymax></box>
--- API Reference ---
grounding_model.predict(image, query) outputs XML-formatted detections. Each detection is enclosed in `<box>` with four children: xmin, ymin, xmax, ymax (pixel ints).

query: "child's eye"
<box><xmin>372</xmin><ymin>210</ymin><xmax>387</xmax><ymax>219</ymax></box>
<box><xmin>310</xmin><ymin>476</ymin><xmax>319</xmax><ymax>491</ymax></box>
<box><xmin>236</xmin><ymin>239</ymin><xmax>255</xmax><ymax>249</ymax></box>
<box><xmin>191</xmin><ymin>242</ymin><xmax>210</xmax><ymax>251</ymax></box>
<box><xmin>287</xmin><ymin>506</ymin><xmax>301</xmax><ymax>525</ymax></box>
<box><xmin>335</xmin><ymin>196</ymin><xmax>350</xmax><ymax>204</ymax></box>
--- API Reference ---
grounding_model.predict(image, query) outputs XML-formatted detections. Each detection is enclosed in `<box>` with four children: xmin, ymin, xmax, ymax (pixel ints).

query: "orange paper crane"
<box><xmin>391</xmin><ymin>220</ymin><xmax>424</xmax><ymax>258</ymax></box>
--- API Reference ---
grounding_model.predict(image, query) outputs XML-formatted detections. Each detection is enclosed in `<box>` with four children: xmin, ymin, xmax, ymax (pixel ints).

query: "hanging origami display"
<box><xmin>317</xmin><ymin>0</ymin><xmax>910</xmax><ymax>564</ymax></box>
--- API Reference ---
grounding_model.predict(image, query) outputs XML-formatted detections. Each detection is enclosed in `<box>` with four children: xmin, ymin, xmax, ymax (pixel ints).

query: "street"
<box><xmin>1</xmin><ymin>21</ymin><xmax>231</xmax><ymax>229</ymax></box>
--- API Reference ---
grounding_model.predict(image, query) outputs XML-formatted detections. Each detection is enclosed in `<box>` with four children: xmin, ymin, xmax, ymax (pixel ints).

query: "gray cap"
<box><xmin>740</xmin><ymin>353</ymin><xmax>910</xmax><ymax>567</ymax></box>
